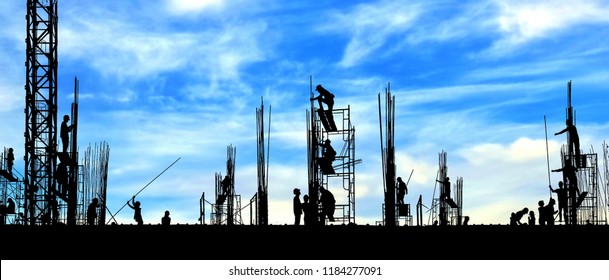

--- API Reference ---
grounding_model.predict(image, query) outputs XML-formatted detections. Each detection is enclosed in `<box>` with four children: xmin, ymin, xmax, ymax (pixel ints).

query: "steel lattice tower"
<box><xmin>24</xmin><ymin>0</ymin><xmax>58</xmax><ymax>225</ymax></box>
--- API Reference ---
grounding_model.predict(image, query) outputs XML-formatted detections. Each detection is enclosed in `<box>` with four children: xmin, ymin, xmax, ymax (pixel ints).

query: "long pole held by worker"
<box><xmin>106</xmin><ymin>157</ymin><xmax>181</xmax><ymax>224</ymax></box>
<box><xmin>404</xmin><ymin>169</ymin><xmax>414</xmax><ymax>188</ymax></box>
<box><xmin>544</xmin><ymin>115</ymin><xmax>552</xmax><ymax>194</ymax></box>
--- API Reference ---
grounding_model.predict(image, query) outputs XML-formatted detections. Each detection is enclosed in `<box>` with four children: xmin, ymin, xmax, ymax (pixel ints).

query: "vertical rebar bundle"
<box><xmin>430</xmin><ymin>151</ymin><xmax>448</xmax><ymax>226</ymax></box>
<box><xmin>256</xmin><ymin>97</ymin><xmax>270</xmax><ymax>225</ymax></box>
<box><xmin>66</xmin><ymin>77</ymin><xmax>79</xmax><ymax>225</ymax></box>
<box><xmin>602</xmin><ymin>142</ymin><xmax>609</xmax><ymax>223</ymax></box>
<box><xmin>454</xmin><ymin>177</ymin><xmax>463</xmax><ymax>225</ymax></box>
<box><xmin>378</xmin><ymin>83</ymin><xmax>396</xmax><ymax>226</ymax></box>
<box><xmin>226</xmin><ymin>145</ymin><xmax>236</xmax><ymax>225</ymax></box>
<box><xmin>81</xmin><ymin>142</ymin><xmax>110</xmax><ymax>225</ymax></box>
<box><xmin>307</xmin><ymin>76</ymin><xmax>321</xmax><ymax>210</ymax></box>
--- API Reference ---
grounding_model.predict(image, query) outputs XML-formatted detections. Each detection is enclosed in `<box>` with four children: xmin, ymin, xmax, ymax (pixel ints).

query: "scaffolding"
<box><xmin>429</xmin><ymin>151</ymin><xmax>463</xmax><ymax>226</ymax></box>
<box><xmin>1</xmin><ymin>148</ymin><xmax>24</xmax><ymax>225</ymax></box>
<box><xmin>210</xmin><ymin>145</ymin><xmax>242</xmax><ymax>225</ymax></box>
<box><xmin>554</xmin><ymin>80</ymin><xmax>604</xmax><ymax>225</ymax></box>
<box><xmin>306</xmin><ymin>77</ymin><xmax>357</xmax><ymax>225</ymax></box>
<box><xmin>560</xmin><ymin>151</ymin><xmax>600</xmax><ymax>225</ymax></box>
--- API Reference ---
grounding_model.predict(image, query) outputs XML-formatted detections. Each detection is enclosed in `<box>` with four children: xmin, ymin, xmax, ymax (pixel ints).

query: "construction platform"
<box><xmin>1</xmin><ymin>224</ymin><xmax>608</xmax><ymax>260</ymax></box>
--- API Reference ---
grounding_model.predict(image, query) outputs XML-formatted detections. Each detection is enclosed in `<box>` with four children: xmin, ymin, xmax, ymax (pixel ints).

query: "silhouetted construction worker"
<box><xmin>552</xmin><ymin>161</ymin><xmax>579</xmax><ymax>196</ymax></box>
<box><xmin>221</xmin><ymin>175</ymin><xmax>230</xmax><ymax>195</ymax></box>
<box><xmin>437</xmin><ymin>177</ymin><xmax>451</xmax><ymax>200</ymax></box>
<box><xmin>310</xmin><ymin>84</ymin><xmax>335</xmax><ymax>112</ymax></box>
<box><xmin>528</xmin><ymin>210</ymin><xmax>536</xmax><ymax>226</ymax></box>
<box><xmin>544</xmin><ymin>198</ymin><xmax>558</xmax><ymax>225</ymax></box>
<box><xmin>49</xmin><ymin>198</ymin><xmax>59</xmax><ymax>225</ymax></box>
<box><xmin>509</xmin><ymin>212</ymin><xmax>517</xmax><ymax>225</ymax></box>
<box><xmin>162</xmin><ymin>210</ymin><xmax>171</xmax><ymax>225</ymax></box>
<box><xmin>87</xmin><ymin>198</ymin><xmax>99</xmax><ymax>225</ymax></box>
<box><xmin>318</xmin><ymin>139</ymin><xmax>337</xmax><ymax>164</ymax></box>
<box><xmin>537</xmin><ymin>200</ymin><xmax>547</xmax><ymax>226</ymax></box>
<box><xmin>60</xmin><ymin>115</ymin><xmax>75</xmax><ymax>153</ymax></box>
<box><xmin>319</xmin><ymin>186</ymin><xmax>335</xmax><ymax>223</ymax></box>
<box><xmin>6</xmin><ymin>148</ymin><xmax>14</xmax><ymax>176</ymax></box>
<box><xmin>555</xmin><ymin>117</ymin><xmax>581</xmax><ymax>167</ymax></box>
<box><xmin>6</xmin><ymin>198</ymin><xmax>15</xmax><ymax>214</ymax></box>
<box><xmin>396</xmin><ymin>176</ymin><xmax>408</xmax><ymax>204</ymax></box>
<box><xmin>302</xmin><ymin>194</ymin><xmax>315</xmax><ymax>226</ymax></box>
<box><xmin>463</xmin><ymin>216</ymin><xmax>469</xmax><ymax>225</ymax></box>
<box><xmin>216</xmin><ymin>175</ymin><xmax>230</xmax><ymax>205</ymax></box>
<box><xmin>127</xmin><ymin>196</ymin><xmax>143</xmax><ymax>225</ymax></box>
<box><xmin>0</xmin><ymin>198</ymin><xmax>16</xmax><ymax>225</ymax></box>
<box><xmin>511</xmin><ymin>207</ymin><xmax>528</xmax><ymax>225</ymax></box>
<box><xmin>293</xmin><ymin>188</ymin><xmax>303</xmax><ymax>225</ymax></box>
<box><xmin>55</xmin><ymin>153</ymin><xmax>69</xmax><ymax>198</ymax></box>
<box><xmin>549</xmin><ymin>181</ymin><xmax>568</xmax><ymax>223</ymax></box>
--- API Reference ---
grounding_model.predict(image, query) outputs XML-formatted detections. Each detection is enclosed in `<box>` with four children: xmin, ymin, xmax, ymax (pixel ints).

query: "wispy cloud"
<box><xmin>165</xmin><ymin>0</ymin><xmax>226</xmax><ymax>15</ymax></box>
<box><xmin>487</xmin><ymin>0</ymin><xmax>609</xmax><ymax>56</ymax></box>
<box><xmin>61</xmin><ymin>19</ymin><xmax>269</xmax><ymax>81</ymax></box>
<box><xmin>317</xmin><ymin>0</ymin><xmax>422</xmax><ymax>68</ymax></box>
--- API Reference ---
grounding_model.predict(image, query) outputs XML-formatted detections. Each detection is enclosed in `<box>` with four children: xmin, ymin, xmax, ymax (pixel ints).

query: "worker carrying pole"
<box><xmin>106</xmin><ymin>157</ymin><xmax>181</xmax><ymax>225</ymax></box>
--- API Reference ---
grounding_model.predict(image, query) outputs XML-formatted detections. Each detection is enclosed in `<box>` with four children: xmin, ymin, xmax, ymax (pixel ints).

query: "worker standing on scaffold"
<box><xmin>310</xmin><ymin>84</ymin><xmax>335</xmax><ymax>112</ymax></box>
<box><xmin>396</xmin><ymin>177</ymin><xmax>408</xmax><ymax>205</ymax></box>
<box><xmin>318</xmin><ymin>139</ymin><xmax>336</xmax><ymax>165</ymax></box>
<box><xmin>555</xmin><ymin>117</ymin><xmax>581</xmax><ymax>167</ymax></box>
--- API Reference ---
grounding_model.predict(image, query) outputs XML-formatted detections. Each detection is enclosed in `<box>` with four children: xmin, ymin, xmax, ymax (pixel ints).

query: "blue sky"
<box><xmin>1</xmin><ymin>0</ymin><xmax>608</xmax><ymax>226</ymax></box>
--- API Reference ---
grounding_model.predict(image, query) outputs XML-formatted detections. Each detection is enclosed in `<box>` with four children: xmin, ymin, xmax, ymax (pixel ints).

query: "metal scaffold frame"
<box><xmin>429</xmin><ymin>151</ymin><xmax>463</xmax><ymax>226</ymax></box>
<box><xmin>561</xmin><ymin>151</ymin><xmax>599</xmax><ymax>225</ymax></box>
<box><xmin>555</xmin><ymin>80</ymin><xmax>605</xmax><ymax>225</ymax></box>
<box><xmin>1</xmin><ymin>148</ymin><xmax>24</xmax><ymax>225</ymax></box>
<box><xmin>306</xmin><ymin>77</ymin><xmax>357</xmax><ymax>225</ymax></box>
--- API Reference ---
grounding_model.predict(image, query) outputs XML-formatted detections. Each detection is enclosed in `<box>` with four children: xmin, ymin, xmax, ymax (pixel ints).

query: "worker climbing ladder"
<box><xmin>307</xmin><ymin>76</ymin><xmax>358</xmax><ymax>225</ymax></box>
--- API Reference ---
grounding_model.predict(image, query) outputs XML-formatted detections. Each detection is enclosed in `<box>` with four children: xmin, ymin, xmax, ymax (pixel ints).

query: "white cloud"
<box><xmin>462</xmin><ymin>137</ymin><xmax>561</xmax><ymax>165</ymax></box>
<box><xmin>166</xmin><ymin>0</ymin><xmax>225</xmax><ymax>15</ymax></box>
<box><xmin>461</xmin><ymin>59</ymin><xmax>576</xmax><ymax>82</ymax></box>
<box><xmin>0</xmin><ymin>84</ymin><xmax>22</xmax><ymax>114</ymax></box>
<box><xmin>318</xmin><ymin>0</ymin><xmax>421</xmax><ymax>68</ymax></box>
<box><xmin>405</xmin><ymin>1</ymin><xmax>496</xmax><ymax>45</ymax></box>
<box><xmin>489</xmin><ymin>0</ymin><xmax>609</xmax><ymax>55</ymax></box>
<box><xmin>59</xmin><ymin>9</ymin><xmax>269</xmax><ymax>85</ymax></box>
